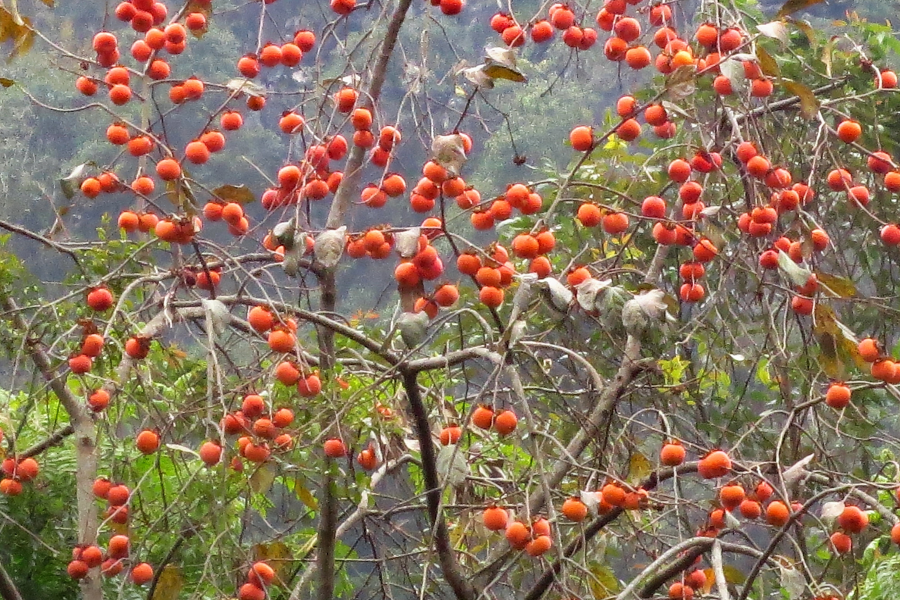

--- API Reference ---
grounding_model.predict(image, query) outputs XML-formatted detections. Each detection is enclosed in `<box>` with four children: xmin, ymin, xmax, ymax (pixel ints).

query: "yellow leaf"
<box><xmin>702</xmin><ymin>565</ymin><xmax>746</xmax><ymax>594</ymax></box>
<box><xmin>482</xmin><ymin>62</ymin><xmax>527</xmax><ymax>83</ymax></box>
<box><xmin>253</xmin><ymin>542</ymin><xmax>291</xmax><ymax>580</ymax></box>
<box><xmin>627</xmin><ymin>452</ymin><xmax>652</xmax><ymax>485</ymax></box>
<box><xmin>782</xmin><ymin>81</ymin><xmax>819</xmax><ymax>120</ymax></box>
<box><xmin>293</xmin><ymin>477</ymin><xmax>319</xmax><ymax>509</ymax></box>
<box><xmin>814</xmin><ymin>272</ymin><xmax>856</xmax><ymax>298</ymax></box>
<box><xmin>250</xmin><ymin>463</ymin><xmax>277</xmax><ymax>494</ymax></box>
<box><xmin>150</xmin><ymin>565</ymin><xmax>184</xmax><ymax>600</ymax></box>
<box><xmin>212</xmin><ymin>184</ymin><xmax>255</xmax><ymax>205</ymax></box>
<box><xmin>756</xmin><ymin>46</ymin><xmax>780</xmax><ymax>78</ymax></box>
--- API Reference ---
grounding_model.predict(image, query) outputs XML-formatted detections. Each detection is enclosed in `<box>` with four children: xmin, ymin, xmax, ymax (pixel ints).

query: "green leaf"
<box><xmin>212</xmin><ymin>184</ymin><xmax>256</xmax><ymax>205</ymax></box>
<box><xmin>781</xmin><ymin>81</ymin><xmax>819</xmax><ymax>119</ymax></box>
<box><xmin>777</xmin><ymin>0</ymin><xmax>826</xmax><ymax>18</ymax></box>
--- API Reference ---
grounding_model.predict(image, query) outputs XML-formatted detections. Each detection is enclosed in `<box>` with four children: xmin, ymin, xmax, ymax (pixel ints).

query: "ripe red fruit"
<box><xmin>825</xmin><ymin>383</ymin><xmax>851</xmax><ymax>409</ymax></box>
<box><xmin>765</xmin><ymin>501</ymin><xmax>790</xmax><ymax>527</ymax></box>
<box><xmin>136</xmin><ymin>429</ymin><xmax>160</xmax><ymax>454</ymax></box>
<box><xmin>440</xmin><ymin>425</ymin><xmax>462</xmax><ymax>445</ymax></box>
<box><xmin>199</xmin><ymin>441</ymin><xmax>222</xmax><ymax>466</ymax></box>
<box><xmin>660</xmin><ymin>441</ymin><xmax>685</xmax><ymax>466</ymax></box>
<box><xmin>837</xmin><ymin>505</ymin><xmax>869</xmax><ymax>533</ymax></box>
<box><xmin>483</xmin><ymin>505</ymin><xmax>508</xmax><ymax>531</ymax></box>
<box><xmin>87</xmin><ymin>286</ymin><xmax>114</xmax><ymax>311</ymax></box>
<box><xmin>130</xmin><ymin>562</ymin><xmax>154</xmax><ymax>585</ymax></box>
<box><xmin>830</xmin><ymin>531</ymin><xmax>852</xmax><ymax>554</ymax></box>
<box><xmin>836</xmin><ymin>119</ymin><xmax>861</xmax><ymax>143</ymax></box>
<box><xmin>562</xmin><ymin>497</ymin><xmax>588</xmax><ymax>521</ymax></box>
<box><xmin>69</xmin><ymin>354</ymin><xmax>93</xmax><ymax>374</ymax></box>
<box><xmin>505</xmin><ymin>521</ymin><xmax>530</xmax><ymax>548</ymax></box>
<box><xmin>67</xmin><ymin>560</ymin><xmax>90</xmax><ymax>579</ymax></box>
<box><xmin>493</xmin><ymin>409</ymin><xmax>517</xmax><ymax>435</ymax></box>
<box><xmin>698</xmin><ymin>450</ymin><xmax>731</xmax><ymax>478</ymax></box>
<box><xmin>324</xmin><ymin>438</ymin><xmax>347</xmax><ymax>458</ymax></box>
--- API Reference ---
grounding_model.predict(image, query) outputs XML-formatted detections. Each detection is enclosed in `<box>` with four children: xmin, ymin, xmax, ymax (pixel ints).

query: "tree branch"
<box><xmin>0</xmin><ymin>561</ymin><xmax>23</xmax><ymax>600</ymax></box>
<box><xmin>0</xmin><ymin>294</ymin><xmax>102</xmax><ymax>600</ymax></box>
<box><xmin>401</xmin><ymin>369</ymin><xmax>475</xmax><ymax>600</ymax></box>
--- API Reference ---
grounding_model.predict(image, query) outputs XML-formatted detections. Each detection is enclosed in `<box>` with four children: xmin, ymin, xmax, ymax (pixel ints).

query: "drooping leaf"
<box><xmin>777</xmin><ymin>0</ymin><xmax>826</xmax><ymax>19</ymax></box>
<box><xmin>225</xmin><ymin>78</ymin><xmax>266</xmax><ymax>98</ymax></box>
<box><xmin>756</xmin><ymin>46</ymin><xmax>781</xmax><ymax>77</ymax></box>
<box><xmin>813</xmin><ymin>304</ymin><xmax>860</xmax><ymax>379</ymax></box>
<box><xmin>666</xmin><ymin>65</ymin><xmax>696</xmax><ymax>99</ymax></box>
<box><xmin>701</xmin><ymin>565</ymin><xmax>746</xmax><ymax>594</ymax></box>
<box><xmin>788</xmin><ymin>18</ymin><xmax>816</xmax><ymax>44</ymax></box>
<box><xmin>436</xmin><ymin>445</ymin><xmax>468</xmax><ymax>487</ymax></box>
<box><xmin>757</xmin><ymin>21</ymin><xmax>788</xmax><ymax>44</ymax></box>
<box><xmin>164</xmin><ymin>443</ymin><xmax>200</xmax><ymax>458</ymax></box>
<box><xmin>627</xmin><ymin>452</ymin><xmax>652</xmax><ymax>484</ymax></box>
<box><xmin>253</xmin><ymin>542</ymin><xmax>291</xmax><ymax>579</ymax></box>
<box><xmin>588</xmin><ymin>562</ymin><xmax>620</xmax><ymax>598</ymax></box>
<box><xmin>483</xmin><ymin>62</ymin><xmax>527</xmax><ymax>83</ymax></box>
<box><xmin>778</xmin><ymin>559</ymin><xmax>807</xmax><ymax>599</ymax></box>
<box><xmin>211</xmin><ymin>184</ymin><xmax>255</xmax><ymax>205</ymax></box>
<box><xmin>777</xmin><ymin>250</ymin><xmax>812</xmax><ymax>286</ymax></box>
<box><xmin>150</xmin><ymin>565</ymin><xmax>184</xmax><ymax>600</ymax></box>
<box><xmin>250</xmin><ymin>462</ymin><xmax>277</xmax><ymax>494</ymax></box>
<box><xmin>293</xmin><ymin>477</ymin><xmax>319</xmax><ymax>510</ymax></box>
<box><xmin>782</xmin><ymin>81</ymin><xmax>820</xmax><ymax>119</ymax></box>
<box><xmin>814</xmin><ymin>271</ymin><xmax>857</xmax><ymax>298</ymax></box>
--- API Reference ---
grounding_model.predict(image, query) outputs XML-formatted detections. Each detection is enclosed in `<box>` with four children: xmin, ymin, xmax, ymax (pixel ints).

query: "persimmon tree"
<box><xmin>3</xmin><ymin>0</ymin><xmax>900</xmax><ymax>599</ymax></box>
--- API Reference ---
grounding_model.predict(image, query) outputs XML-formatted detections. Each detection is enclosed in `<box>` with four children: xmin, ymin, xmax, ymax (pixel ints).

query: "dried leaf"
<box><xmin>666</xmin><ymin>65</ymin><xmax>696</xmax><ymax>100</ymax></box>
<box><xmin>777</xmin><ymin>0</ymin><xmax>826</xmax><ymax>18</ymax></box>
<box><xmin>431</xmin><ymin>134</ymin><xmax>467</xmax><ymax>178</ymax></box>
<box><xmin>212</xmin><ymin>184</ymin><xmax>255</xmax><ymax>205</ymax></box>
<box><xmin>777</xmin><ymin>250</ymin><xmax>812</xmax><ymax>286</ymax></box>
<box><xmin>756</xmin><ymin>46</ymin><xmax>780</xmax><ymax>77</ymax></box>
<box><xmin>778</xmin><ymin>560</ymin><xmax>806</xmax><ymax>599</ymax></box>
<box><xmin>436</xmin><ymin>445</ymin><xmax>468</xmax><ymax>487</ymax></box>
<box><xmin>483</xmin><ymin>62</ymin><xmax>527</xmax><ymax>83</ymax></box>
<box><xmin>782</xmin><ymin>80</ymin><xmax>820</xmax><ymax>120</ymax></box>
<box><xmin>250</xmin><ymin>462</ymin><xmax>277</xmax><ymax>494</ymax></box>
<box><xmin>757</xmin><ymin>21</ymin><xmax>788</xmax><ymax>44</ymax></box>
<box><xmin>0</xmin><ymin>78</ymin><xmax>13</xmax><ymax>87</ymax></box>
<box><xmin>814</xmin><ymin>271</ymin><xmax>856</xmax><ymax>298</ymax></box>
<box><xmin>225</xmin><ymin>78</ymin><xmax>267</xmax><ymax>98</ymax></box>
<box><xmin>820</xmin><ymin>501</ymin><xmax>845</xmax><ymax>523</ymax></box>
<box><xmin>253</xmin><ymin>542</ymin><xmax>291</xmax><ymax>579</ymax></box>
<box><xmin>150</xmin><ymin>565</ymin><xmax>184</xmax><ymax>600</ymax></box>
<box><xmin>627</xmin><ymin>452</ymin><xmax>652</xmax><ymax>484</ymax></box>
<box><xmin>293</xmin><ymin>478</ymin><xmax>318</xmax><ymax>510</ymax></box>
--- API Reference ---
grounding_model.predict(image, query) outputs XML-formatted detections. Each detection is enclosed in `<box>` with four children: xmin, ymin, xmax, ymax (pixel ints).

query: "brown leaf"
<box><xmin>756</xmin><ymin>46</ymin><xmax>780</xmax><ymax>78</ymax></box>
<box><xmin>781</xmin><ymin>81</ymin><xmax>819</xmax><ymax>120</ymax></box>
<box><xmin>0</xmin><ymin>78</ymin><xmax>13</xmax><ymax>87</ymax></box>
<box><xmin>212</xmin><ymin>184</ymin><xmax>255</xmax><ymax>205</ymax></box>
<box><xmin>777</xmin><ymin>0</ymin><xmax>826</xmax><ymax>18</ymax></box>
<box><xmin>814</xmin><ymin>271</ymin><xmax>857</xmax><ymax>298</ymax></box>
